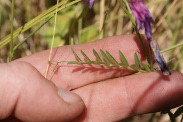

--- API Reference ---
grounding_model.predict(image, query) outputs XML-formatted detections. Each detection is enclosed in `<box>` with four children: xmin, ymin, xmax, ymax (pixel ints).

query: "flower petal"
<box><xmin>83</xmin><ymin>0</ymin><xmax>94</xmax><ymax>9</ymax></box>
<box><xmin>150</xmin><ymin>40</ymin><xmax>171</xmax><ymax>75</ymax></box>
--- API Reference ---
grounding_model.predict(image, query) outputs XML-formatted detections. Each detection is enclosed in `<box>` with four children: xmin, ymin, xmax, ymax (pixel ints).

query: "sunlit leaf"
<box><xmin>134</xmin><ymin>53</ymin><xmax>140</xmax><ymax>69</ymax></box>
<box><xmin>93</xmin><ymin>49</ymin><xmax>102</xmax><ymax>62</ymax></box>
<box><xmin>119</xmin><ymin>50</ymin><xmax>129</xmax><ymax>67</ymax></box>
<box><xmin>71</xmin><ymin>48</ymin><xmax>82</xmax><ymax>61</ymax></box>
<box><xmin>100</xmin><ymin>49</ymin><xmax>110</xmax><ymax>66</ymax></box>
<box><xmin>106</xmin><ymin>51</ymin><xmax>119</xmax><ymax>66</ymax></box>
<box><xmin>80</xmin><ymin>50</ymin><xmax>91</xmax><ymax>61</ymax></box>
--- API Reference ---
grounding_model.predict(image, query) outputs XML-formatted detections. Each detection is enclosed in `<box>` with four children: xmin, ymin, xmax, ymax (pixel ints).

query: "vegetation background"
<box><xmin>0</xmin><ymin>0</ymin><xmax>183</xmax><ymax>121</ymax></box>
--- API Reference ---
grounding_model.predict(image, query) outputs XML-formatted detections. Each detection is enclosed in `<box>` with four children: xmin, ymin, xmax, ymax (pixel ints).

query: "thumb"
<box><xmin>0</xmin><ymin>61</ymin><xmax>84</xmax><ymax>122</ymax></box>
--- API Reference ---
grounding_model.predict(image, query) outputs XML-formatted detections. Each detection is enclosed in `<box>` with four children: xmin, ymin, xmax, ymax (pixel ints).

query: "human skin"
<box><xmin>0</xmin><ymin>35</ymin><xmax>183</xmax><ymax>122</ymax></box>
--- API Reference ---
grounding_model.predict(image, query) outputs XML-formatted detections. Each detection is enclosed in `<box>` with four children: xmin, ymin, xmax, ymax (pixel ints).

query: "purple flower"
<box><xmin>129</xmin><ymin>0</ymin><xmax>155</xmax><ymax>42</ymax></box>
<box><xmin>83</xmin><ymin>0</ymin><xmax>94</xmax><ymax>9</ymax></box>
<box><xmin>150</xmin><ymin>40</ymin><xmax>171</xmax><ymax>75</ymax></box>
<box><xmin>129</xmin><ymin>0</ymin><xmax>171</xmax><ymax>75</ymax></box>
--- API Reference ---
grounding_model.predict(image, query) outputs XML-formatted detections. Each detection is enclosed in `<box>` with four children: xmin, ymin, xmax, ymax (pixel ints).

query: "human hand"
<box><xmin>0</xmin><ymin>61</ymin><xmax>84</xmax><ymax>122</ymax></box>
<box><xmin>1</xmin><ymin>35</ymin><xmax>183</xmax><ymax>122</ymax></box>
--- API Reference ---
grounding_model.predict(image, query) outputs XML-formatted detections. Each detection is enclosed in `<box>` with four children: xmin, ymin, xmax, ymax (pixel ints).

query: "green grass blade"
<box><xmin>100</xmin><ymin>49</ymin><xmax>110</xmax><ymax>66</ymax></box>
<box><xmin>119</xmin><ymin>50</ymin><xmax>129</xmax><ymax>67</ymax></box>
<box><xmin>80</xmin><ymin>50</ymin><xmax>91</xmax><ymax>61</ymax></box>
<box><xmin>8</xmin><ymin>0</ymin><xmax>15</xmax><ymax>62</ymax></box>
<box><xmin>106</xmin><ymin>51</ymin><xmax>119</xmax><ymax>66</ymax></box>
<box><xmin>71</xmin><ymin>48</ymin><xmax>82</xmax><ymax>61</ymax></box>
<box><xmin>0</xmin><ymin>0</ymin><xmax>82</xmax><ymax>49</ymax></box>
<box><xmin>134</xmin><ymin>53</ymin><xmax>140</xmax><ymax>69</ymax></box>
<box><xmin>13</xmin><ymin>17</ymin><xmax>52</xmax><ymax>52</ymax></box>
<box><xmin>93</xmin><ymin>49</ymin><xmax>102</xmax><ymax>62</ymax></box>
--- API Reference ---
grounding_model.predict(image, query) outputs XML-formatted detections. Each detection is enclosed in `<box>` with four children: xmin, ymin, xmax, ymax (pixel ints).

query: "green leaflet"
<box><xmin>134</xmin><ymin>53</ymin><xmax>140</xmax><ymax>69</ymax></box>
<box><xmin>106</xmin><ymin>51</ymin><xmax>119</xmax><ymax>66</ymax></box>
<box><xmin>80</xmin><ymin>50</ymin><xmax>91</xmax><ymax>61</ymax></box>
<box><xmin>71</xmin><ymin>48</ymin><xmax>82</xmax><ymax>61</ymax></box>
<box><xmin>119</xmin><ymin>50</ymin><xmax>129</xmax><ymax>67</ymax></box>
<box><xmin>100</xmin><ymin>49</ymin><xmax>110</xmax><ymax>66</ymax></box>
<box><xmin>93</xmin><ymin>49</ymin><xmax>102</xmax><ymax>62</ymax></box>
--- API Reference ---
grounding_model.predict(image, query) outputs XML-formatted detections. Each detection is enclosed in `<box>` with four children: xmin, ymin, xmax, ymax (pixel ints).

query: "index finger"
<box><xmin>19</xmin><ymin>34</ymin><xmax>148</xmax><ymax>90</ymax></box>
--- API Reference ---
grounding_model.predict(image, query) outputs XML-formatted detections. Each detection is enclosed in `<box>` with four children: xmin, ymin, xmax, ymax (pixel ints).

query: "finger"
<box><xmin>0</xmin><ymin>61</ymin><xmax>84</xmax><ymax>122</ymax></box>
<box><xmin>72</xmin><ymin>71</ymin><xmax>183</xmax><ymax>122</ymax></box>
<box><xmin>19</xmin><ymin>35</ymin><xmax>148</xmax><ymax>90</ymax></box>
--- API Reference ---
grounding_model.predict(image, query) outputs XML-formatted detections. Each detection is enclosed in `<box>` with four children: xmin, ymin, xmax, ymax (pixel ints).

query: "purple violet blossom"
<box><xmin>150</xmin><ymin>40</ymin><xmax>171</xmax><ymax>75</ymax></box>
<box><xmin>129</xmin><ymin>0</ymin><xmax>171</xmax><ymax>75</ymax></box>
<box><xmin>83</xmin><ymin>0</ymin><xmax>94</xmax><ymax>9</ymax></box>
<box><xmin>129</xmin><ymin>0</ymin><xmax>155</xmax><ymax>42</ymax></box>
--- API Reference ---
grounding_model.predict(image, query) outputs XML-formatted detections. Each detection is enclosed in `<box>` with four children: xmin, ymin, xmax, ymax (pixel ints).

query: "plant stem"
<box><xmin>123</xmin><ymin>0</ymin><xmax>132</xmax><ymax>14</ymax></box>
<box><xmin>8</xmin><ymin>0</ymin><xmax>15</xmax><ymax>62</ymax></box>
<box><xmin>69</xmin><ymin>4</ymin><xmax>88</xmax><ymax>44</ymax></box>
<box><xmin>135</xmin><ymin>29</ymin><xmax>152</xmax><ymax>70</ymax></box>
<box><xmin>13</xmin><ymin>17</ymin><xmax>52</xmax><ymax>52</ymax></box>
<box><xmin>45</xmin><ymin>0</ymin><xmax>59</xmax><ymax>78</ymax></box>
<box><xmin>161</xmin><ymin>42</ymin><xmax>183</xmax><ymax>53</ymax></box>
<box><xmin>122</xmin><ymin>0</ymin><xmax>152</xmax><ymax>70</ymax></box>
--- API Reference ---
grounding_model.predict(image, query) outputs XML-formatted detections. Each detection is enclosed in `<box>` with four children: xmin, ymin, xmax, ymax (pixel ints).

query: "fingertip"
<box><xmin>3</xmin><ymin>62</ymin><xmax>85</xmax><ymax>121</ymax></box>
<box><xmin>57</xmin><ymin>87</ymin><xmax>83</xmax><ymax>105</ymax></box>
<box><xmin>57</xmin><ymin>87</ymin><xmax>85</xmax><ymax>121</ymax></box>
<box><xmin>15</xmin><ymin>80</ymin><xmax>84</xmax><ymax>122</ymax></box>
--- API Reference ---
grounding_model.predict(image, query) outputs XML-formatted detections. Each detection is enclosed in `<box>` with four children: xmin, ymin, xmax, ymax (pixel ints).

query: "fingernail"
<box><xmin>57</xmin><ymin>87</ymin><xmax>81</xmax><ymax>104</ymax></box>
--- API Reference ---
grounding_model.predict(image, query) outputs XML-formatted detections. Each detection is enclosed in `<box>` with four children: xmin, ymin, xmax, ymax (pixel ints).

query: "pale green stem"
<box><xmin>8</xmin><ymin>0</ymin><xmax>15</xmax><ymax>62</ymax></box>
<box><xmin>123</xmin><ymin>0</ymin><xmax>132</xmax><ymax>14</ymax></box>
<box><xmin>45</xmin><ymin>0</ymin><xmax>59</xmax><ymax>78</ymax></box>
<box><xmin>161</xmin><ymin>42</ymin><xmax>183</xmax><ymax>53</ymax></box>
<box><xmin>13</xmin><ymin>17</ymin><xmax>52</xmax><ymax>52</ymax></box>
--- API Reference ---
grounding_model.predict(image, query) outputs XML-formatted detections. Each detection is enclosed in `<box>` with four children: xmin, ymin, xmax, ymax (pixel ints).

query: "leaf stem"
<box><xmin>135</xmin><ymin>29</ymin><xmax>152</xmax><ymax>69</ymax></box>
